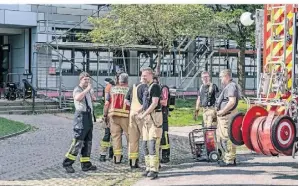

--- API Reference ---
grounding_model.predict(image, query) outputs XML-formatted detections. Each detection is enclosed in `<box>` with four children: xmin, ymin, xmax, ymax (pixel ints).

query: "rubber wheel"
<box><xmin>271</xmin><ymin>115</ymin><xmax>296</xmax><ymax>152</ymax></box>
<box><xmin>208</xmin><ymin>151</ymin><xmax>219</xmax><ymax>162</ymax></box>
<box><xmin>228</xmin><ymin>112</ymin><xmax>245</xmax><ymax>146</ymax></box>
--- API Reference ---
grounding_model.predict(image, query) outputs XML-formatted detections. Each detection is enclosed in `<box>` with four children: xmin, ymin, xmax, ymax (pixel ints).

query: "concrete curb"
<box><xmin>0</xmin><ymin>125</ymin><xmax>31</xmax><ymax>140</ymax></box>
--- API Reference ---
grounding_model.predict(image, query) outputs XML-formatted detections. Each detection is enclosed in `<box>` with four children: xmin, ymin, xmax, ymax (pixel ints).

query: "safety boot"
<box><xmin>99</xmin><ymin>155</ymin><xmax>106</xmax><ymax>162</ymax></box>
<box><xmin>161</xmin><ymin>150</ymin><xmax>170</xmax><ymax>163</ymax></box>
<box><xmin>160</xmin><ymin>156</ymin><xmax>170</xmax><ymax>163</ymax></box>
<box><xmin>141</xmin><ymin>170</ymin><xmax>150</xmax><ymax>177</ymax></box>
<box><xmin>113</xmin><ymin>155</ymin><xmax>123</xmax><ymax>164</ymax></box>
<box><xmin>147</xmin><ymin>171</ymin><xmax>158</xmax><ymax>180</ymax></box>
<box><xmin>218</xmin><ymin>158</ymin><xmax>236</xmax><ymax>167</ymax></box>
<box><xmin>64</xmin><ymin>166</ymin><xmax>75</xmax><ymax>173</ymax></box>
<box><xmin>108</xmin><ymin>147</ymin><xmax>114</xmax><ymax>159</ymax></box>
<box><xmin>81</xmin><ymin>162</ymin><xmax>97</xmax><ymax>171</ymax></box>
<box><xmin>130</xmin><ymin>159</ymin><xmax>140</xmax><ymax>169</ymax></box>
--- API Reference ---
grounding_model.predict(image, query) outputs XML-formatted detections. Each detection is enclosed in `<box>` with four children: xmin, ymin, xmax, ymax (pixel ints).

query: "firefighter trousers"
<box><xmin>142</xmin><ymin>111</ymin><xmax>163</xmax><ymax>173</ymax></box>
<box><xmin>203</xmin><ymin>108</ymin><xmax>217</xmax><ymax>128</ymax></box>
<box><xmin>63</xmin><ymin>111</ymin><xmax>94</xmax><ymax>168</ymax></box>
<box><xmin>100</xmin><ymin>127</ymin><xmax>112</xmax><ymax>157</ymax></box>
<box><xmin>109</xmin><ymin>115</ymin><xmax>129</xmax><ymax>163</ymax></box>
<box><xmin>160</xmin><ymin>108</ymin><xmax>170</xmax><ymax>160</ymax></box>
<box><xmin>216</xmin><ymin>109</ymin><xmax>237</xmax><ymax>164</ymax></box>
<box><xmin>128</xmin><ymin>112</ymin><xmax>144</xmax><ymax>166</ymax></box>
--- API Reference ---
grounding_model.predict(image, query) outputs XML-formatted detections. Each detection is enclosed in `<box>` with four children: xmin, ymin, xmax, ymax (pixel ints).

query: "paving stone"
<box><xmin>0</xmin><ymin>114</ymin><xmax>297</xmax><ymax>186</ymax></box>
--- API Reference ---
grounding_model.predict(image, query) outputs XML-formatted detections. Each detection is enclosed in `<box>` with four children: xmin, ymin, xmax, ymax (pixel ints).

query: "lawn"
<box><xmin>0</xmin><ymin>117</ymin><xmax>30</xmax><ymax>138</ymax></box>
<box><xmin>168</xmin><ymin>98</ymin><xmax>248</xmax><ymax>127</ymax></box>
<box><xmin>94</xmin><ymin>98</ymin><xmax>248</xmax><ymax>127</ymax></box>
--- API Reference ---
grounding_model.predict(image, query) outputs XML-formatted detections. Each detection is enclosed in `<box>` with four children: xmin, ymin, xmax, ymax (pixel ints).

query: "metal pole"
<box><xmin>96</xmin><ymin>50</ymin><xmax>100</xmax><ymax>99</ymax></box>
<box><xmin>58</xmin><ymin>56</ymin><xmax>62</xmax><ymax>109</ymax></box>
<box><xmin>291</xmin><ymin>13</ymin><xmax>297</xmax><ymax>92</ymax></box>
<box><xmin>35</xmin><ymin>52</ymin><xmax>39</xmax><ymax>89</ymax></box>
<box><xmin>255</xmin><ymin>9</ymin><xmax>263</xmax><ymax>98</ymax></box>
<box><xmin>108</xmin><ymin>47</ymin><xmax>111</xmax><ymax>76</ymax></box>
<box><xmin>46</xmin><ymin>7</ymin><xmax>49</xmax><ymax>97</ymax></box>
<box><xmin>121</xmin><ymin>47</ymin><xmax>127</xmax><ymax>73</ymax></box>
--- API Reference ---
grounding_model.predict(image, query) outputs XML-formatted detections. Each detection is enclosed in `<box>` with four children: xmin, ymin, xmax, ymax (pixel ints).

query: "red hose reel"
<box><xmin>228</xmin><ymin>105</ymin><xmax>296</xmax><ymax>156</ymax></box>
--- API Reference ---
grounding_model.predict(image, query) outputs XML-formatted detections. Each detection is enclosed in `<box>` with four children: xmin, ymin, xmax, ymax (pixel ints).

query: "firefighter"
<box><xmin>104</xmin><ymin>73</ymin><xmax>130</xmax><ymax>164</ymax></box>
<box><xmin>215</xmin><ymin>69</ymin><xmax>239</xmax><ymax>167</ymax></box>
<box><xmin>99</xmin><ymin>78</ymin><xmax>115</xmax><ymax>162</ymax></box>
<box><xmin>153</xmin><ymin>76</ymin><xmax>171</xmax><ymax>164</ymax></box>
<box><xmin>194</xmin><ymin>71</ymin><xmax>219</xmax><ymax>127</ymax></box>
<box><xmin>125</xmin><ymin>78</ymin><xmax>148</xmax><ymax>169</ymax></box>
<box><xmin>62</xmin><ymin>72</ymin><xmax>97</xmax><ymax>173</ymax></box>
<box><xmin>99</xmin><ymin>69</ymin><xmax>124</xmax><ymax>162</ymax></box>
<box><xmin>137</xmin><ymin>67</ymin><xmax>163</xmax><ymax>179</ymax></box>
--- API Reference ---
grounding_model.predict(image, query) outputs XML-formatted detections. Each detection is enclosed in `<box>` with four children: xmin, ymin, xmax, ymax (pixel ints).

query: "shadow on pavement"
<box><xmin>159</xmin><ymin>169</ymin><xmax>265</xmax><ymax>178</ymax></box>
<box><xmin>272</xmin><ymin>173</ymin><xmax>298</xmax><ymax>180</ymax></box>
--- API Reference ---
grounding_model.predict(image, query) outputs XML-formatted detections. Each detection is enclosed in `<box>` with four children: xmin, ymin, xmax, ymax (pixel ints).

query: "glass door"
<box><xmin>0</xmin><ymin>36</ymin><xmax>10</xmax><ymax>88</ymax></box>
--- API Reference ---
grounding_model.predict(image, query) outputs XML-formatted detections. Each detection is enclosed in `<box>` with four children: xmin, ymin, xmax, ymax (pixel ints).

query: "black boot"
<box><xmin>99</xmin><ymin>155</ymin><xmax>106</xmax><ymax>162</ymax></box>
<box><xmin>147</xmin><ymin>171</ymin><xmax>158</xmax><ymax>180</ymax></box>
<box><xmin>160</xmin><ymin>150</ymin><xmax>170</xmax><ymax>163</ymax></box>
<box><xmin>63</xmin><ymin>158</ymin><xmax>75</xmax><ymax>173</ymax></box>
<box><xmin>64</xmin><ymin>165</ymin><xmax>75</xmax><ymax>173</ymax></box>
<box><xmin>130</xmin><ymin>159</ymin><xmax>140</xmax><ymax>169</ymax></box>
<box><xmin>160</xmin><ymin>156</ymin><xmax>170</xmax><ymax>163</ymax></box>
<box><xmin>113</xmin><ymin>155</ymin><xmax>123</xmax><ymax>164</ymax></box>
<box><xmin>108</xmin><ymin>147</ymin><xmax>114</xmax><ymax>159</ymax></box>
<box><xmin>82</xmin><ymin>162</ymin><xmax>97</xmax><ymax>171</ymax></box>
<box><xmin>142</xmin><ymin>170</ymin><xmax>150</xmax><ymax>177</ymax></box>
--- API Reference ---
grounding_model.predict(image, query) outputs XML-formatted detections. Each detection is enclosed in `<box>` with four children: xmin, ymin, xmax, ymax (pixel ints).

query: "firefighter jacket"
<box><xmin>108</xmin><ymin>85</ymin><xmax>130</xmax><ymax>118</ymax></box>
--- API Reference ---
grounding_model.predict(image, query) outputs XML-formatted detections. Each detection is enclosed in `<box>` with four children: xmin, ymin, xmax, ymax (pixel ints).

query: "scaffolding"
<box><xmin>31</xmin><ymin>4</ymin><xmax>261</xmax><ymax>108</ymax></box>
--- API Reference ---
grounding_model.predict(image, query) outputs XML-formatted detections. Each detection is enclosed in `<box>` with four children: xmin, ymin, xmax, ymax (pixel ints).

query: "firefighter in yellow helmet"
<box><xmin>125</xmin><ymin>77</ymin><xmax>148</xmax><ymax>168</ymax></box>
<box><xmin>104</xmin><ymin>72</ymin><xmax>130</xmax><ymax>164</ymax></box>
<box><xmin>137</xmin><ymin>67</ymin><xmax>163</xmax><ymax>179</ymax></box>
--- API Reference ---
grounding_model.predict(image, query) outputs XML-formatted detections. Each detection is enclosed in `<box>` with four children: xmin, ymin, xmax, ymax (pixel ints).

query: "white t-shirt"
<box><xmin>73</xmin><ymin>86</ymin><xmax>94</xmax><ymax>112</ymax></box>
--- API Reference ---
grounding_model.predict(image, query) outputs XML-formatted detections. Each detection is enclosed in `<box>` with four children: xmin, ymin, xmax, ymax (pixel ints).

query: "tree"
<box><xmin>87</xmin><ymin>5</ymin><xmax>214</xmax><ymax>76</ymax></box>
<box><xmin>208</xmin><ymin>5</ymin><xmax>263</xmax><ymax>92</ymax></box>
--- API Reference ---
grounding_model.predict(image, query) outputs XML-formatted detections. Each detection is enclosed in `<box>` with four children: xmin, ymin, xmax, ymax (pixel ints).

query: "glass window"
<box><xmin>99</xmin><ymin>52</ymin><xmax>113</xmax><ymax>61</ymax></box>
<box><xmin>229</xmin><ymin>57</ymin><xmax>238</xmax><ymax>74</ymax></box>
<box><xmin>229</xmin><ymin>40</ymin><xmax>237</xmax><ymax>49</ymax></box>
<box><xmin>220</xmin><ymin>57</ymin><xmax>227</xmax><ymax>65</ymax></box>
<box><xmin>74</xmin><ymin>51</ymin><xmax>84</xmax><ymax>71</ymax></box>
<box><xmin>51</xmin><ymin>50</ymin><xmax>59</xmax><ymax>60</ymax></box>
<box><xmin>140</xmin><ymin>57</ymin><xmax>150</xmax><ymax>68</ymax></box>
<box><xmin>245</xmin><ymin>57</ymin><xmax>252</xmax><ymax>66</ymax></box>
<box><xmin>89</xmin><ymin>51</ymin><xmax>98</xmax><ymax>61</ymax></box>
<box><xmin>88</xmin><ymin>51</ymin><xmax>98</xmax><ymax>73</ymax></box>
<box><xmin>61</xmin><ymin>50</ymin><xmax>72</xmax><ymax>72</ymax></box>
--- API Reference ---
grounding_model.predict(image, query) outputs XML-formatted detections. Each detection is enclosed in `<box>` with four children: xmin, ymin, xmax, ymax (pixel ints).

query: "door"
<box><xmin>0</xmin><ymin>36</ymin><xmax>10</xmax><ymax>88</ymax></box>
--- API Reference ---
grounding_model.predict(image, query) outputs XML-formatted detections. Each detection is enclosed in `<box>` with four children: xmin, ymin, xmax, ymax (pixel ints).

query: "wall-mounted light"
<box><xmin>240</xmin><ymin>12</ymin><xmax>255</xmax><ymax>26</ymax></box>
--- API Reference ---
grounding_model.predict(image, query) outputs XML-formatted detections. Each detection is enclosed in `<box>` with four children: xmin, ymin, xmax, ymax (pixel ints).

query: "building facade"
<box><xmin>0</xmin><ymin>4</ymin><xmax>259</xmax><ymax>94</ymax></box>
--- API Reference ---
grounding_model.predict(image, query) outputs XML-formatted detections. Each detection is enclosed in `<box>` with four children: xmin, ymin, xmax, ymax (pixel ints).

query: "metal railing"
<box><xmin>22</xmin><ymin>79</ymin><xmax>37</xmax><ymax>114</ymax></box>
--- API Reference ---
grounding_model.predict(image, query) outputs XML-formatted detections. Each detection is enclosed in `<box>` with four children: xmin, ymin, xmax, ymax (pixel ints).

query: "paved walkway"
<box><xmin>134</xmin><ymin>126</ymin><xmax>298</xmax><ymax>186</ymax></box>
<box><xmin>0</xmin><ymin>114</ymin><xmax>297</xmax><ymax>186</ymax></box>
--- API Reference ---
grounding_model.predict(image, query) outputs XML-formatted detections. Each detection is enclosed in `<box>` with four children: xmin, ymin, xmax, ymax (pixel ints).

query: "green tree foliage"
<box><xmin>87</xmin><ymin>4</ymin><xmax>262</xmax><ymax>90</ymax></box>
<box><xmin>208</xmin><ymin>5</ymin><xmax>263</xmax><ymax>92</ymax></box>
<box><xmin>87</xmin><ymin>4</ymin><xmax>214</xmax><ymax>75</ymax></box>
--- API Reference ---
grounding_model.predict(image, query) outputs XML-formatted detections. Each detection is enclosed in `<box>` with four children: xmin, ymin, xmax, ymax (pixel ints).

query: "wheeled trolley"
<box><xmin>189</xmin><ymin>126</ymin><xmax>221</xmax><ymax>162</ymax></box>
